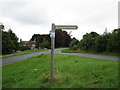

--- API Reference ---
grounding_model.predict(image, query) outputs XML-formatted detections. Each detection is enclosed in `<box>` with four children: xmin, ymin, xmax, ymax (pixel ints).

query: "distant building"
<box><xmin>20</xmin><ymin>39</ymin><xmax>36</xmax><ymax>50</ymax></box>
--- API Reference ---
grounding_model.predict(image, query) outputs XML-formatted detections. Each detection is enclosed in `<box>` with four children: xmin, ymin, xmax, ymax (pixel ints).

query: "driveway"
<box><xmin>2</xmin><ymin>48</ymin><xmax>120</xmax><ymax>66</ymax></box>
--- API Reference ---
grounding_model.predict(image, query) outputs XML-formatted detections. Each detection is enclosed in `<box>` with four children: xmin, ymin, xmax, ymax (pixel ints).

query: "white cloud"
<box><xmin>0</xmin><ymin>0</ymin><xmax>119</xmax><ymax>41</ymax></box>
<box><xmin>0</xmin><ymin>1</ymin><xmax>50</xmax><ymax>25</ymax></box>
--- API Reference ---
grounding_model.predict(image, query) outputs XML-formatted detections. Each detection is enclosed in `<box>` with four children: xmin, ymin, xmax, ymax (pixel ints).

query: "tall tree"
<box><xmin>79</xmin><ymin>32</ymin><xmax>99</xmax><ymax>51</ymax></box>
<box><xmin>2</xmin><ymin>27</ymin><xmax>19</xmax><ymax>54</ymax></box>
<box><xmin>55</xmin><ymin>29</ymin><xmax>72</xmax><ymax>48</ymax></box>
<box><xmin>8</xmin><ymin>29</ymin><xmax>19</xmax><ymax>51</ymax></box>
<box><xmin>70</xmin><ymin>29</ymin><xmax>120</xmax><ymax>53</ymax></box>
<box><xmin>30</xmin><ymin>29</ymin><xmax>72</xmax><ymax>48</ymax></box>
<box><xmin>30</xmin><ymin>34</ymin><xmax>51</xmax><ymax>49</ymax></box>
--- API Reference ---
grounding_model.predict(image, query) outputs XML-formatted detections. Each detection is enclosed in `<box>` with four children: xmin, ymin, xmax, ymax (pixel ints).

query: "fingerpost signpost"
<box><xmin>50</xmin><ymin>23</ymin><xmax>78</xmax><ymax>83</ymax></box>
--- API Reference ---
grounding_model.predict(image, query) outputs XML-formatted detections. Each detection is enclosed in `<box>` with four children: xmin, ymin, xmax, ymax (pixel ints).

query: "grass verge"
<box><xmin>1</xmin><ymin>49</ymin><xmax>48</xmax><ymax>58</ymax></box>
<box><xmin>62</xmin><ymin>49</ymin><xmax>120</xmax><ymax>56</ymax></box>
<box><xmin>2</xmin><ymin>54</ymin><xmax>119</xmax><ymax>88</ymax></box>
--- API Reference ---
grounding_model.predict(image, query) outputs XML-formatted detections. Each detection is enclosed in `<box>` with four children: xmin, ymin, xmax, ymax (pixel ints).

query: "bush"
<box><xmin>70</xmin><ymin>29</ymin><xmax>120</xmax><ymax>53</ymax></box>
<box><xmin>42</xmin><ymin>40</ymin><xmax>50</xmax><ymax>49</ymax></box>
<box><xmin>69</xmin><ymin>38</ymin><xmax>79</xmax><ymax>50</ymax></box>
<box><xmin>18</xmin><ymin>46</ymin><xmax>30</xmax><ymax>51</ymax></box>
<box><xmin>94</xmin><ymin>35</ymin><xmax>106</xmax><ymax>52</ymax></box>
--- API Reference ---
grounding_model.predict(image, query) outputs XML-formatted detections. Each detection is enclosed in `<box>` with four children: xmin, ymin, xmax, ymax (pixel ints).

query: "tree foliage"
<box><xmin>30</xmin><ymin>34</ymin><xmax>51</xmax><ymax>49</ymax></box>
<box><xmin>70</xmin><ymin>29</ymin><xmax>120</xmax><ymax>53</ymax></box>
<box><xmin>69</xmin><ymin>37</ymin><xmax>79</xmax><ymax>50</ymax></box>
<box><xmin>30</xmin><ymin>29</ymin><xmax>72</xmax><ymax>48</ymax></box>
<box><xmin>55</xmin><ymin>29</ymin><xmax>71</xmax><ymax>48</ymax></box>
<box><xmin>79</xmin><ymin>32</ymin><xmax>99</xmax><ymax>51</ymax></box>
<box><xmin>0</xmin><ymin>22</ymin><xmax>4</xmax><ymax>30</ymax></box>
<box><xmin>1</xmin><ymin>24</ymin><xmax>19</xmax><ymax>54</ymax></box>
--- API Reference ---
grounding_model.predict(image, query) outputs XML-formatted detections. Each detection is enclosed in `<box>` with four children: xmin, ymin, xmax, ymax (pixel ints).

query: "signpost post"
<box><xmin>50</xmin><ymin>23</ymin><xmax>55</xmax><ymax>83</ymax></box>
<box><xmin>50</xmin><ymin>23</ymin><xmax>78</xmax><ymax>83</ymax></box>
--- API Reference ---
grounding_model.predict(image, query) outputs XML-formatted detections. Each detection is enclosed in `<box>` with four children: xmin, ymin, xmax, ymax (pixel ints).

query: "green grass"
<box><xmin>62</xmin><ymin>49</ymin><xmax>120</xmax><ymax>56</ymax></box>
<box><xmin>55</xmin><ymin>47</ymin><xmax>67</xmax><ymax>49</ymax></box>
<box><xmin>2</xmin><ymin>54</ymin><xmax>119</xmax><ymax>88</ymax></box>
<box><xmin>1</xmin><ymin>49</ymin><xmax>48</xmax><ymax>58</ymax></box>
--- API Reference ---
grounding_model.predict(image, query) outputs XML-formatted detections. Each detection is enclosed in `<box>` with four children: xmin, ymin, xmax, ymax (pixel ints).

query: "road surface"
<box><xmin>2</xmin><ymin>48</ymin><xmax>120</xmax><ymax>66</ymax></box>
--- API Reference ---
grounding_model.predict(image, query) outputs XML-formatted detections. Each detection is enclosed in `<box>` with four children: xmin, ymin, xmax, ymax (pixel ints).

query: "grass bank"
<box><xmin>2</xmin><ymin>54</ymin><xmax>118</xmax><ymax>88</ymax></box>
<box><xmin>62</xmin><ymin>49</ymin><xmax>120</xmax><ymax>56</ymax></box>
<box><xmin>1</xmin><ymin>49</ymin><xmax>48</xmax><ymax>58</ymax></box>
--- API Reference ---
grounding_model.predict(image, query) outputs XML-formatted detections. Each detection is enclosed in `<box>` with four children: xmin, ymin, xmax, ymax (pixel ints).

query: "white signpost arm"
<box><xmin>55</xmin><ymin>25</ymin><xmax>78</xmax><ymax>29</ymax></box>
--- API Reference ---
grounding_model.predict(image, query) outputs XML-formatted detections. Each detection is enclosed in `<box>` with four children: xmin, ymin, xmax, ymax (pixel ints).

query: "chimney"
<box><xmin>20</xmin><ymin>39</ymin><xmax>22</xmax><ymax>42</ymax></box>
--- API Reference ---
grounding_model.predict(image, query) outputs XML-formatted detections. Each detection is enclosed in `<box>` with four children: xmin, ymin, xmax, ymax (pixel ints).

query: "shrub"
<box><xmin>18</xmin><ymin>46</ymin><xmax>31</xmax><ymax>51</ymax></box>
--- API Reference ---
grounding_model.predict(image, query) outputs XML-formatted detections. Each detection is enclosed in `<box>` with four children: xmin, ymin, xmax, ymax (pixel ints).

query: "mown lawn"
<box><xmin>2</xmin><ymin>54</ymin><xmax>119</xmax><ymax>88</ymax></box>
<box><xmin>62</xmin><ymin>49</ymin><xmax>120</xmax><ymax>56</ymax></box>
<box><xmin>1</xmin><ymin>49</ymin><xmax>48</xmax><ymax>58</ymax></box>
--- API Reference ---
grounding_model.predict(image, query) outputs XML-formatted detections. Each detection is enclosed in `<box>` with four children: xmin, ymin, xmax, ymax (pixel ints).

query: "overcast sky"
<box><xmin>0</xmin><ymin>0</ymin><xmax>119</xmax><ymax>41</ymax></box>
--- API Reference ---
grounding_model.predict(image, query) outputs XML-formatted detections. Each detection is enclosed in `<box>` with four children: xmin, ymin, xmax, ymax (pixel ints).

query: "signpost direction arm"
<box><xmin>55</xmin><ymin>25</ymin><xmax>78</xmax><ymax>29</ymax></box>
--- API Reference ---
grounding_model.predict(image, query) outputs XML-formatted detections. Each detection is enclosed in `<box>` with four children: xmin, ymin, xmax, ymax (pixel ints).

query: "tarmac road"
<box><xmin>2</xmin><ymin>48</ymin><xmax>120</xmax><ymax>66</ymax></box>
<box><xmin>2</xmin><ymin>50</ymin><xmax>51</xmax><ymax>66</ymax></box>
